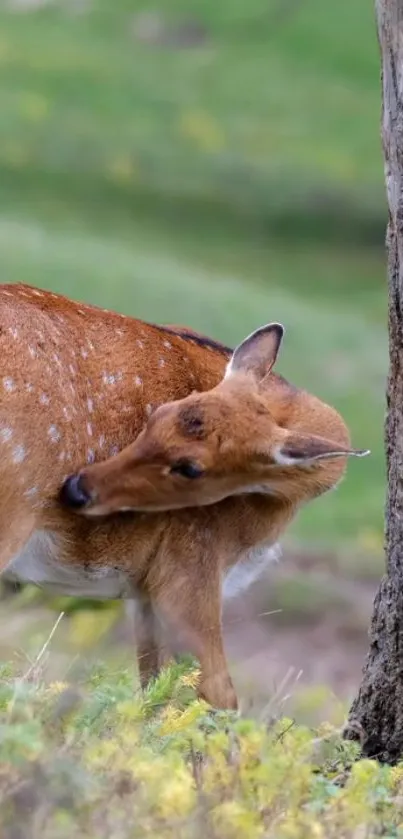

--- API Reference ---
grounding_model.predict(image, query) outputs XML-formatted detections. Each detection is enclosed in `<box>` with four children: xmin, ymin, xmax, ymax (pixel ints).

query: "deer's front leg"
<box><xmin>153</xmin><ymin>571</ymin><xmax>238</xmax><ymax>711</ymax></box>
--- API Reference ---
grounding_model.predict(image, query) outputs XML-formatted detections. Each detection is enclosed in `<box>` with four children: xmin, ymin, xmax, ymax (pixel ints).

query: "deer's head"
<box><xmin>60</xmin><ymin>323</ymin><xmax>369</xmax><ymax>516</ymax></box>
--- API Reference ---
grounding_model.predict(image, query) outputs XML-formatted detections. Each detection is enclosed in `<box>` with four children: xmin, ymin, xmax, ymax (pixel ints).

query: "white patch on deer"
<box><xmin>26</xmin><ymin>383</ymin><xmax>34</xmax><ymax>393</ymax></box>
<box><xmin>158</xmin><ymin>358</ymin><xmax>165</xmax><ymax>368</ymax></box>
<box><xmin>5</xmin><ymin>531</ymin><xmax>132</xmax><ymax>599</ymax></box>
<box><xmin>24</xmin><ymin>486</ymin><xmax>38</xmax><ymax>497</ymax></box>
<box><xmin>137</xmin><ymin>340</ymin><xmax>144</xmax><ymax>350</ymax></box>
<box><xmin>32</xmin><ymin>290</ymin><xmax>43</xmax><ymax>297</ymax></box>
<box><xmin>135</xmin><ymin>375</ymin><xmax>142</xmax><ymax>386</ymax></box>
<box><xmin>87</xmin><ymin>422</ymin><xmax>93</xmax><ymax>436</ymax></box>
<box><xmin>28</xmin><ymin>346</ymin><xmax>37</xmax><ymax>359</ymax></box>
<box><xmin>40</xmin><ymin>393</ymin><xmax>50</xmax><ymax>405</ymax></box>
<box><xmin>9</xmin><ymin>327</ymin><xmax>18</xmax><ymax>339</ymax></box>
<box><xmin>3</xmin><ymin>377</ymin><xmax>15</xmax><ymax>392</ymax></box>
<box><xmin>69</xmin><ymin>364</ymin><xmax>76</xmax><ymax>376</ymax></box>
<box><xmin>48</xmin><ymin>425</ymin><xmax>61</xmax><ymax>443</ymax></box>
<box><xmin>13</xmin><ymin>445</ymin><xmax>25</xmax><ymax>464</ymax></box>
<box><xmin>109</xmin><ymin>445</ymin><xmax>119</xmax><ymax>457</ymax></box>
<box><xmin>0</xmin><ymin>427</ymin><xmax>13</xmax><ymax>442</ymax></box>
<box><xmin>81</xmin><ymin>348</ymin><xmax>88</xmax><ymax>359</ymax></box>
<box><xmin>145</xmin><ymin>404</ymin><xmax>153</xmax><ymax>417</ymax></box>
<box><xmin>103</xmin><ymin>373</ymin><xmax>116</xmax><ymax>385</ymax></box>
<box><xmin>99</xmin><ymin>434</ymin><xmax>105</xmax><ymax>448</ymax></box>
<box><xmin>223</xmin><ymin>542</ymin><xmax>281</xmax><ymax>600</ymax></box>
<box><xmin>87</xmin><ymin>449</ymin><xmax>95</xmax><ymax>463</ymax></box>
<box><xmin>163</xmin><ymin>340</ymin><xmax>172</xmax><ymax>349</ymax></box>
<box><xmin>87</xmin><ymin>398</ymin><xmax>93</xmax><ymax>413</ymax></box>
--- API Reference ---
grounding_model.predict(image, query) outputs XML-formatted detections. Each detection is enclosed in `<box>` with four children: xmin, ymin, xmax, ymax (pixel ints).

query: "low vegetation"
<box><xmin>1</xmin><ymin>652</ymin><xmax>402</xmax><ymax>839</ymax></box>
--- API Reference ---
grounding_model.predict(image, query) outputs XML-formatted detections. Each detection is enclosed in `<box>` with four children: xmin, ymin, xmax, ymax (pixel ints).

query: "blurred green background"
<box><xmin>0</xmin><ymin>0</ymin><xmax>388</xmax><ymax>693</ymax></box>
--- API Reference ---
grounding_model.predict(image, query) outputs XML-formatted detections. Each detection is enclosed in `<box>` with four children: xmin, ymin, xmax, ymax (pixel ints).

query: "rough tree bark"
<box><xmin>345</xmin><ymin>0</ymin><xmax>403</xmax><ymax>763</ymax></box>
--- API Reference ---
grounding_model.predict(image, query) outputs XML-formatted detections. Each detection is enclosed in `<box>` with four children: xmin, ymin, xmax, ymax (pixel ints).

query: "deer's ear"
<box><xmin>273</xmin><ymin>431</ymin><xmax>370</xmax><ymax>466</ymax></box>
<box><xmin>225</xmin><ymin>323</ymin><xmax>284</xmax><ymax>383</ymax></box>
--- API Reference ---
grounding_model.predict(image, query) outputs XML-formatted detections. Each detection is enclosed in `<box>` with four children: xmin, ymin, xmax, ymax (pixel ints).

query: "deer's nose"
<box><xmin>59</xmin><ymin>473</ymin><xmax>92</xmax><ymax>510</ymax></box>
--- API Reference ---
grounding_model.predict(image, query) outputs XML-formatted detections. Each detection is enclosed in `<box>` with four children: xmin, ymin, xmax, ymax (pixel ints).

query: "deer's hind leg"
<box><xmin>129</xmin><ymin>594</ymin><xmax>172</xmax><ymax>690</ymax></box>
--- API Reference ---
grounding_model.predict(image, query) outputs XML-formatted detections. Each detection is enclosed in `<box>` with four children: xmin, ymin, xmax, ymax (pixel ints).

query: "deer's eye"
<box><xmin>170</xmin><ymin>460</ymin><xmax>205</xmax><ymax>479</ymax></box>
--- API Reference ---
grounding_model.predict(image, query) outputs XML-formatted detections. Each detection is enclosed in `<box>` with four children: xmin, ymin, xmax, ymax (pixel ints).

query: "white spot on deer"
<box><xmin>9</xmin><ymin>327</ymin><xmax>18</xmax><ymax>339</ymax></box>
<box><xmin>26</xmin><ymin>383</ymin><xmax>34</xmax><ymax>393</ymax></box>
<box><xmin>28</xmin><ymin>346</ymin><xmax>37</xmax><ymax>359</ymax></box>
<box><xmin>109</xmin><ymin>445</ymin><xmax>119</xmax><ymax>457</ymax></box>
<box><xmin>87</xmin><ymin>449</ymin><xmax>95</xmax><ymax>463</ymax></box>
<box><xmin>48</xmin><ymin>425</ymin><xmax>61</xmax><ymax>443</ymax></box>
<box><xmin>32</xmin><ymin>290</ymin><xmax>43</xmax><ymax>297</ymax></box>
<box><xmin>136</xmin><ymin>339</ymin><xmax>144</xmax><ymax>350</ymax></box>
<box><xmin>99</xmin><ymin>434</ymin><xmax>105</xmax><ymax>448</ymax></box>
<box><xmin>13</xmin><ymin>445</ymin><xmax>25</xmax><ymax>464</ymax></box>
<box><xmin>53</xmin><ymin>353</ymin><xmax>62</xmax><ymax>366</ymax></box>
<box><xmin>88</xmin><ymin>340</ymin><xmax>94</xmax><ymax>351</ymax></box>
<box><xmin>134</xmin><ymin>375</ymin><xmax>142</xmax><ymax>387</ymax></box>
<box><xmin>163</xmin><ymin>340</ymin><xmax>172</xmax><ymax>350</ymax></box>
<box><xmin>2</xmin><ymin>290</ymin><xmax>12</xmax><ymax>297</ymax></box>
<box><xmin>59</xmin><ymin>451</ymin><xmax>66</xmax><ymax>462</ymax></box>
<box><xmin>0</xmin><ymin>427</ymin><xmax>12</xmax><ymax>442</ymax></box>
<box><xmin>3</xmin><ymin>377</ymin><xmax>15</xmax><ymax>392</ymax></box>
<box><xmin>103</xmin><ymin>373</ymin><xmax>116</xmax><ymax>385</ymax></box>
<box><xmin>158</xmin><ymin>358</ymin><xmax>165</xmax><ymax>368</ymax></box>
<box><xmin>81</xmin><ymin>348</ymin><xmax>88</xmax><ymax>359</ymax></box>
<box><xmin>78</xmin><ymin>308</ymin><xmax>85</xmax><ymax>315</ymax></box>
<box><xmin>35</xmin><ymin>330</ymin><xmax>44</xmax><ymax>341</ymax></box>
<box><xmin>39</xmin><ymin>393</ymin><xmax>50</xmax><ymax>405</ymax></box>
<box><xmin>87</xmin><ymin>422</ymin><xmax>93</xmax><ymax>437</ymax></box>
<box><xmin>146</xmin><ymin>404</ymin><xmax>153</xmax><ymax>417</ymax></box>
<box><xmin>116</xmin><ymin>329</ymin><xmax>123</xmax><ymax>337</ymax></box>
<box><xmin>63</xmin><ymin>407</ymin><xmax>71</xmax><ymax>420</ymax></box>
<box><xmin>87</xmin><ymin>398</ymin><xmax>93</xmax><ymax>413</ymax></box>
<box><xmin>24</xmin><ymin>486</ymin><xmax>38</xmax><ymax>497</ymax></box>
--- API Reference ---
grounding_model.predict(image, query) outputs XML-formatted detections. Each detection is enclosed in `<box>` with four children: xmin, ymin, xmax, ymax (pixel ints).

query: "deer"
<box><xmin>0</xmin><ymin>282</ymin><xmax>368</xmax><ymax>710</ymax></box>
<box><xmin>57</xmin><ymin>303</ymin><xmax>368</xmax><ymax>709</ymax></box>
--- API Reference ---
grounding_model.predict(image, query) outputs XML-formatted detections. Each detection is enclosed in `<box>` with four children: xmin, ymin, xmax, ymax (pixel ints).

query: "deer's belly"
<box><xmin>4</xmin><ymin>530</ymin><xmax>132</xmax><ymax>599</ymax></box>
<box><xmin>223</xmin><ymin>542</ymin><xmax>280</xmax><ymax>601</ymax></box>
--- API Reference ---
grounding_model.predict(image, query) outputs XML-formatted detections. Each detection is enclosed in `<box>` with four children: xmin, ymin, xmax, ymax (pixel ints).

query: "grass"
<box><xmin>1</xmin><ymin>647</ymin><xmax>402</xmax><ymax>839</ymax></box>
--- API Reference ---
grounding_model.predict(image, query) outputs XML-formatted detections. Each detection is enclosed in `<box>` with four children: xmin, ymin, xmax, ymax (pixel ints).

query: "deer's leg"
<box><xmin>131</xmin><ymin>595</ymin><xmax>161</xmax><ymax>689</ymax></box>
<box><xmin>153</xmin><ymin>572</ymin><xmax>238</xmax><ymax>711</ymax></box>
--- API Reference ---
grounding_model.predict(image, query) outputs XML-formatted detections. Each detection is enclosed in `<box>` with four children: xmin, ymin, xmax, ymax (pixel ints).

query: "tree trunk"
<box><xmin>344</xmin><ymin>0</ymin><xmax>403</xmax><ymax>763</ymax></box>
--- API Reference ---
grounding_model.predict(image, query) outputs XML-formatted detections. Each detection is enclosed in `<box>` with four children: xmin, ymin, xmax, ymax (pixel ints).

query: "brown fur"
<box><xmin>0</xmin><ymin>284</ymin><xmax>367</xmax><ymax>710</ymax></box>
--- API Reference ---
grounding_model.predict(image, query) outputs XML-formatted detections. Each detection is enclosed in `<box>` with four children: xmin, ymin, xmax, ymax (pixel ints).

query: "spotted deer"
<box><xmin>49</xmin><ymin>297</ymin><xmax>369</xmax><ymax>708</ymax></box>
